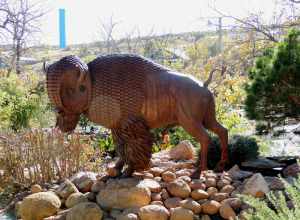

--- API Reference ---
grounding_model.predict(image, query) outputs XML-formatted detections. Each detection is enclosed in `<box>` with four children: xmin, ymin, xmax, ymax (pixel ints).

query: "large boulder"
<box><xmin>66</xmin><ymin>202</ymin><xmax>103</xmax><ymax>220</ymax></box>
<box><xmin>138</xmin><ymin>205</ymin><xmax>170</xmax><ymax>220</ymax></box>
<box><xmin>19</xmin><ymin>192</ymin><xmax>61</xmax><ymax>220</ymax></box>
<box><xmin>96</xmin><ymin>178</ymin><xmax>151</xmax><ymax>209</ymax></box>
<box><xmin>242</xmin><ymin>157</ymin><xmax>284</xmax><ymax>169</ymax></box>
<box><xmin>242</xmin><ymin>173</ymin><xmax>269</xmax><ymax>198</ymax></box>
<box><xmin>169</xmin><ymin>140</ymin><xmax>195</xmax><ymax>160</ymax></box>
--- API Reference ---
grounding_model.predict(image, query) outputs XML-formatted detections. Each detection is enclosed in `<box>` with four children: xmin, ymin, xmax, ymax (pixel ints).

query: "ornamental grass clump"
<box><xmin>0</xmin><ymin>129</ymin><xmax>98</xmax><ymax>186</ymax></box>
<box><xmin>243</xmin><ymin>176</ymin><xmax>300</xmax><ymax>220</ymax></box>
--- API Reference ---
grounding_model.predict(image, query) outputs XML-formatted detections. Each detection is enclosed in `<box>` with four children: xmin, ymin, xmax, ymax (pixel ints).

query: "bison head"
<box><xmin>44</xmin><ymin>55</ymin><xmax>91</xmax><ymax>132</ymax></box>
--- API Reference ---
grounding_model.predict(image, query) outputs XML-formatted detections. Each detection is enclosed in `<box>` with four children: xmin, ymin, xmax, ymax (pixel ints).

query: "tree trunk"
<box><xmin>16</xmin><ymin>39</ymin><xmax>21</xmax><ymax>74</ymax></box>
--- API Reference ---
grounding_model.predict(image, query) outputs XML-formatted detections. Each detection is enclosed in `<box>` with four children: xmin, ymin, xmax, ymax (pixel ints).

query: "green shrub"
<box><xmin>0</xmin><ymin>74</ymin><xmax>54</xmax><ymax>131</ymax></box>
<box><xmin>207</xmin><ymin>135</ymin><xmax>259</xmax><ymax>169</ymax></box>
<box><xmin>243</xmin><ymin>176</ymin><xmax>300</xmax><ymax>220</ymax></box>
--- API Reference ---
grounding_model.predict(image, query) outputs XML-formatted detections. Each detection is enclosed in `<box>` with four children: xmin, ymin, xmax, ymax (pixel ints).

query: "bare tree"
<box><xmin>99</xmin><ymin>15</ymin><xmax>120</xmax><ymax>54</ymax></box>
<box><xmin>209</xmin><ymin>0</ymin><xmax>300</xmax><ymax>43</ymax></box>
<box><xmin>0</xmin><ymin>0</ymin><xmax>46</xmax><ymax>75</ymax></box>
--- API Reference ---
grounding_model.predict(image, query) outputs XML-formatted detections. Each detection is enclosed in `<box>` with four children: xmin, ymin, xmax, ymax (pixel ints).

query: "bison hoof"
<box><xmin>121</xmin><ymin>167</ymin><xmax>134</xmax><ymax>178</ymax></box>
<box><xmin>214</xmin><ymin>160</ymin><xmax>228</xmax><ymax>172</ymax></box>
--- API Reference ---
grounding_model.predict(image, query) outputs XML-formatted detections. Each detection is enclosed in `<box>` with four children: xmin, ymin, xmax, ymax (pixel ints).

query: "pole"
<box><xmin>59</xmin><ymin>8</ymin><xmax>66</xmax><ymax>49</ymax></box>
<box><xmin>218</xmin><ymin>17</ymin><xmax>223</xmax><ymax>53</ymax></box>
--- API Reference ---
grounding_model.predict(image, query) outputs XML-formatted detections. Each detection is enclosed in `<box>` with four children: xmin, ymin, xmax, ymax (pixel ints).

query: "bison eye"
<box><xmin>79</xmin><ymin>85</ymin><xmax>86</xmax><ymax>92</ymax></box>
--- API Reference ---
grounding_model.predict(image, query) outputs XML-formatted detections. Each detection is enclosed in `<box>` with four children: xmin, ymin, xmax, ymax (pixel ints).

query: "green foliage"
<box><xmin>207</xmin><ymin>135</ymin><xmax>259</xmax><ymax>169</ymax></box>
<box><xmin>245</xmin><ymin>29</ymin><xmax>300</xmax><ymax>129</ymax></box>
<box><xmin>243</xmin><ymin>176</ymin><xmax>300</xmax><ymax>220</ymax></box>
<box><xmin>0</xmin><ymin>74</ymin><xmax>54</xmax><ymax>131</ymax></box>
<box><xmin>94</xmin><ymin>128</ymin><xmax>115</xmax><ymax>153</ymax></box>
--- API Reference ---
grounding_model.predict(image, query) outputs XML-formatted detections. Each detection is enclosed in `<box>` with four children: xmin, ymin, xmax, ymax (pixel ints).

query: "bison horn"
<box><xmin>43</xmin><ymin>61</ymin><xmax>49</xmax><ymax>73</ymax></box>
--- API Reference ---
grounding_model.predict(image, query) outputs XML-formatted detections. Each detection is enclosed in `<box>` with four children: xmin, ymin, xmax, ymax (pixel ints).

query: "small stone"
<box><xmin>219</xmin><ymin>203</ymin><xmax>236</xmax><ymax>220</ymax></box>
<box><xmin>107</xmin><ymin>163</ymin><xmax>119</xmax><ymax>177</ymax></box>
<box><xmin>71</xmin><ymin>172</ymin><xmax>97</xmax><ymax>192</ymax></box>
<box><xmin>175</xmin><ymin>169</ymin><xmax>191</xmax><ymax>177</ymax></box>
<box><xmin>201</xmin><ymin>215</ymin><xmax>211</xmax><ymax>220</ymax></box>
<box><xmin>201</xmin><ymin>200</ymin><xmax>221</xmax><ymax>215</ymax></box>
<box><xmin>151</xmin><ymin>192</ymin><xmax>162</xmax><ymax>201</ymax></box>
<box><xmin>180</xmin><ymin>198</ymin><xmax>202</xmax><ymax>214</ymax></box>
<box><xmin>164</xmin><ymin>197</ymin><xmax>182</xmax><ymax>209</ymax></box>
<box><xmin>140</xmin><ymin>179</ymin><xmax>161</xmax><ymax>193</ymax></box>
<box><xmin>189</xmin><ymin>180</ymin><xmax>206</xmax><ymax>190</ymax></box>
<box><xmin>143</xmin><ymin>172</ymin><xmax>154</xmax><ymax>179</ymax></box>
<box><xmin>228</xmin><ymin>165</ymin><xmax>253</xmax><ymax>180</ymax></box>
<box><xmin>264</xmin><ymin>176</ymin><xmax>285</xmax><ymax>190</ymax></box>
<box><xmin>283</xmin><ymin>163</ymin><xmax>300</xmax><ymax>177</ymax></box>
<box><xmin>31</xmin><ymin>184</ymin><xmax>42</xmax><ymax>193</ymax></box>
<box><xmin>65</xmin><ymin>192</ymin><xmax>88</xmax><ymax>208</ymax></box>
<box><xmin>111</xmin><ymin>209</ymin><xmax>122</xmax><ymax>219</ymax></box>
<box><xmin>178</xmin><ymin>176</ymin><xmax>191</xmax><ymax>183</ymax></box>
<box><xmin>122</xmin><ymin>207</ymin><xmax>141</xmax><ymax>215</ymax></box>
<box><xmin>197</xmin><ymin>199</ymin><xmax>208</xmax><ymax>205</ymax></box>
<box><xmin>117</xmin><ymin>213</ymin><xmax>139</xmax><ymax>220</ymax></box>
<box><xmin>170</xmin><ymin>207</ymin><xmax>193</xmax><ymax>220</ymax></box>
<box><xmin>207</xmin><ymin>187</ymin><xmax>218</xmax><ymax>197</ymax></box>
<box><xmin>154</xmin><ymin>177</ymin><xmax>162</xmax><ymax>182</ymax></box>
<box><xmin>167</xmin><ymin>179</ymin><xmax>191</xmax><ymax>198</ymax></box>
<box><xmin>220</xmin><ymin>185</ymin><xmax>235</xmax><ymax>194</ymax></box>
<box><xmin>169</xmin><ymin>140</ymin><xmax>195</xmax><ymax>160</ymax></box>
<box><xmin>242</xmin><ymin>173</ymin><xmax>269</xmax><ymax>198</ymax></box>
<box><xmin>204</xmin><ymin>171</ymin><xmax>217</xmax><ymax>179</ymax></box>
<box><xmin>150</xmin><ymin>167</ymin><xmax>164</xmax><ymax>177</ymax></box>
<box><xmin>138</xmin><ymin>205</ymin><xmax>170</xmax><ymax>220</ymax></box>
<box><xmin>161</xmin><ymin>189</ymin><xmax>170</xmax><ymax>200</ymax></box>
<box><xmin>190</xmin><ymin>189</ymin><xmax>209</xmax><ymax>200</ymax></box>
<box><xmin>151</xmin><ymin>201</ymin><xmax>164</xmax><ymax>206</ymax></box>
<box><xmin>56</xmin><ymin>179</ymin><xmax>79</xmax><ymax>199</ymax></box>
<box><xmin>210</xmin><ymin>193</ymin><xmax>229</xmax><ymax>202</ymax></box>
<box><xmin>217</xmin><ymin>179</ymin><xmax>231</xmax><ymax>189</ymax></box>
<box><xmin>221</xmin><ymin>198</ymin><xmax>242</xmax><ymax>210</ymax></box>
<box><xmin>86</xmin><ymin>192</ymin><xmax>96</xmax><ymax>202</ymax></box>
<box><xmin>205</xmin><ymin>178</ymin><xmax>216</xmax><ymax>188</ymax></box>
<box><xmin>91</xmin><ymin>181</ymin><xmax>105</xmax><ymax>193</ymax></box>
<box><xmin>66</xmin><ymin>202</ymin><xmax>103</xmax><ymax>220</ymax></box>
<box><xmin>162</xmin><ymin>171</ymin><xmax>176</xmax><ymax>182</ymax></box>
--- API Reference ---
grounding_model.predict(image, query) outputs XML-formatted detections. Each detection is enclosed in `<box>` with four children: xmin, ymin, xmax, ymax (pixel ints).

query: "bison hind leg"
<box><xmin>112</xmin><ymin>116</ymin><xmax>154</xmax><ymax>177</ymax></box>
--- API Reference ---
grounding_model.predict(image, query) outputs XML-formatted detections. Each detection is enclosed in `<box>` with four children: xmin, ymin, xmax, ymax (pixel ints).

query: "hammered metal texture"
<box><xmin>87</xmin><ymin>54</ymin><xmax>168</xmax><ymax>128</ymax></box>
<box><xmin>46</xmin><ymin>55</ymin><xmax>88</xmax><ymax>109</ymax></box>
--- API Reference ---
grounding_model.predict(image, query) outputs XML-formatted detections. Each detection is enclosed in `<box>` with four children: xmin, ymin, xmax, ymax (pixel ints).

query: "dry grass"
<box><xmin>0</xmin><ymin>129</ymin><xmax>101</xmax><ymax>186</ymax></box>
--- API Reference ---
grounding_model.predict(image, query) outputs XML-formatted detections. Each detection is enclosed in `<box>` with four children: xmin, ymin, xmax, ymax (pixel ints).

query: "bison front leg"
<box><xmin>112</xmin><ymin>116</ymin><xmax>154</xmax><ymax>177</ymax></box>
<box><xmin>110</xmin><ymin>130</ymin><xmax>126</xmax><ymax>177</ymax></box>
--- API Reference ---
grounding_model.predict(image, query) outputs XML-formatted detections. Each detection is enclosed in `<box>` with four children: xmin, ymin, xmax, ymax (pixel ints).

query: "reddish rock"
<box><xmin>190</xmin><ymin>189</ymin><xmax>209</xmax><ymax>200</ymax></box>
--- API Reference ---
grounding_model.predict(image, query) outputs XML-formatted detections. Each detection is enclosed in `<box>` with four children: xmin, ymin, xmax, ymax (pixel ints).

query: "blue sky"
<box><xmin>39</xmin><ymin>0</ymin><xmax>277</xmax><ymax>45</ymax></box>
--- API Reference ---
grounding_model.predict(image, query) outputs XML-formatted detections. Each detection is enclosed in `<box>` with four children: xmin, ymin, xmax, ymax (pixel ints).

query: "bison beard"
<box><xmin>112</xmin><ymin>116</ymin><xmax>154</xmax><ymax>176</ymax></box>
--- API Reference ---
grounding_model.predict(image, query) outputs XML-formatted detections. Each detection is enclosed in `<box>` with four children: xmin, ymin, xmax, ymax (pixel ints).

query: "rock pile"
<box><xmin>16</xmin><ymin>140</ymin><xmax>299</xmax><ymax>220</ymax></box>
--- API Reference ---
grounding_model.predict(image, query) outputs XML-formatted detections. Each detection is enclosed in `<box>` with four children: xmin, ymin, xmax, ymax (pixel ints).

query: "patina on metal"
<box><xmin>45</xmin><ymin>54</ymin><xmax>228</xmax><ymax>176</ymax></box>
